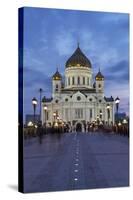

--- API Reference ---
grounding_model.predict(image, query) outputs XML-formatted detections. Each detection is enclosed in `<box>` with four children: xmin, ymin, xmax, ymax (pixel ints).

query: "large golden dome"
<box><xmin>65</xmin><ymin>45</ymin><xmax>92</xmax><ymax>68</ymax></box>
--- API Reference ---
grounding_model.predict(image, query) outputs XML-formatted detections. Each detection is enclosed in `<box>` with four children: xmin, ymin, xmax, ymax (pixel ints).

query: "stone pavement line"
<box><xmin>73</xmin><ymin>132</ymin><xmax>89</xmax><ymax>190</ymax></box>
<box><xmin>74</xmin><ymin>133</ymin><xmax>109</xmax><ymax>189</ymax></box>
<box><xmin>72</xmin><ymin>133</ymin><xmax>84</xmax><ymax>189</ymax></box>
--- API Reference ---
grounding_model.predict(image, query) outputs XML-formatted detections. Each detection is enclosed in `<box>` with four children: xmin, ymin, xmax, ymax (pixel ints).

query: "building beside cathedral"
<box><xmin>42</xmin><ymin>45</ymin><xmax>115</xmax><ymax>132</ymax></box>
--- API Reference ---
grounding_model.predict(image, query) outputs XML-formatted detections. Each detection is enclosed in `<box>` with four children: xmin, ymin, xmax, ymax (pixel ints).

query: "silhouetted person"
<box><xmin>37</xmin><ymin>122</ymin><xmax>43</xmax><ymax>144</ymax></box>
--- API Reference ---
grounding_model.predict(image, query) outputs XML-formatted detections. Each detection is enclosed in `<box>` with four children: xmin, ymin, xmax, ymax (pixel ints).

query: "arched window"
<box><xmin>99</xmin><ymin>110</ymin><xmax>102</xmax><ymax>119</ymax></box>
<box><xmin>90</xmin><ymin>108</ymin><xmax>92</xmax><ymax>119</ymax></box>
<box><xmin>75</xmin><ymin>108</ymin><xmax>83</xmax><ymax>119</ymax></box>
<box><xmin>87</xmin><ymin>77</ymin><xmax>89</xmax><ymax>85</ymax></box>
<box><xmin>77</xmin><ymin>96</ymin><xmax>81</xmax><ymax>101</ymax></box>
<box><xmin>55</xmin><ymin>99</ymin><xmax>58</xmax><ymax>103</ymax></box>
<box><xmin>83</xmin><ymin>77</ymin><xmax>85</xmax><ymax>85</ymax></box>
<box><xmin>98</xmin><ymin>84</ymin><xmax>101</xmax><ymax>88</ymax></box>
<box><xmin>55</xmin><ymin>84</ymin><xmax>58</xmax><ymax>91</ymax></box>
<box><xmin>68</xmin><ymin>77</ymin><xmax>70</xmax><ymax>85</ymax></box>
<box><xmin>65</xmin><ymin>98</ymin><xmax>68</xmax><ymax>102</ymax></box>
<box><xmin>89</xmin><ymin>98</ymin><xmax>92</xmax><ymax>102</ymax></box>
<box><xmin>65</xmin><ymin>79</ymin><xmax>67</xmax><ymax>86</ymax></box>
<box><xmin>77</xmin><ymin>76</ymin><xmax>80</xmax><ymax>85</ymax></box>
<box><xmin>72</xmin><ymin>77</ymin><xmax>75</xmax><ymax>85</ymax></box>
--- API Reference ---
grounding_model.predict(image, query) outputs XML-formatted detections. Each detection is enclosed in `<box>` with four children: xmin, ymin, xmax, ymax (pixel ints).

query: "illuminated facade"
<box><xmin>42</xmin><ymin>45</ymin><xmax>115</xmax><ymax>132</ymax></box>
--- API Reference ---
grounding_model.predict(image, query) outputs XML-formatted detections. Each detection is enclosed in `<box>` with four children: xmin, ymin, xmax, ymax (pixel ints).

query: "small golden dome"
<box><xmin>95</xmin><ymin>70</ymin><xmax>104</xmax><ymax>80</ymax></box>
<box><xmin>52</xmin><ymin>69</ymin><xmax>62</xmax><ymax>80</ymax></box>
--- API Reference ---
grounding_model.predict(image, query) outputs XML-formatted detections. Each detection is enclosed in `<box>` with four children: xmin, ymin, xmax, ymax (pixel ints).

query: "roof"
<box><xmin>62</xmin><ymin>87</ymin><xmax>96</xmax><ymax>93</ymax></box>
<box><xmin>42</xmin><ymin>96</ymin><xmax>53</xmax><ymax>102</ymax></box>
<box><xmin>95</xmin><ymin>70</ymin><xmax>104</xmax><ymax>80</ymax></box>
<box><xmin>104</xmin><ymin>96</ymin><xmax>114</xmax><ymax>102</ymax></box>
<box><xmin>52</xmin><ymin>69</ymin><xmax>62</xmax><ymax>80</ymax></box>
<box><xmin>65</xmin><ymin>45</ymin><xmax>92</xmax><ymax>68</ymax></box>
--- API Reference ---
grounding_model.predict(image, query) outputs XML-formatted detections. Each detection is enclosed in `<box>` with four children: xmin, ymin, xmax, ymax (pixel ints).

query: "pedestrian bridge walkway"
<box><xmin>24</xmin><ymin>132</ymin><xmax>129</xmax><ymax>193</ymax></box>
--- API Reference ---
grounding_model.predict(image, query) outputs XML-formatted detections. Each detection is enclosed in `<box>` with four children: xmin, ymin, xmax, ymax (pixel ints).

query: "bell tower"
<box><xmin>95</xmin><ymin>69</ymin><xmax>104</xmax><ymax>96</ymax></box>
<box><xmin>52</xmin><ymin>68</ymin><xmax>62</xmax><ymax>98</ymax></box>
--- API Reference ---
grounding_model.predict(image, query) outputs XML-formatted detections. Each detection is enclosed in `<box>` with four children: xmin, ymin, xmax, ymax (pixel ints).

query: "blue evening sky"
<box><xmin>23</xmin><ymin>7</ymin><xmax>129</xmax><ymax>117</ymax></box>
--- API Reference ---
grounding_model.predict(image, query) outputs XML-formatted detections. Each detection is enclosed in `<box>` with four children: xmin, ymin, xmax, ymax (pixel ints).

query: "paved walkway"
<box><xmin>24</xmin><ymin>132</ymin><xmax>129</xmax><ymax>193</ymax></box>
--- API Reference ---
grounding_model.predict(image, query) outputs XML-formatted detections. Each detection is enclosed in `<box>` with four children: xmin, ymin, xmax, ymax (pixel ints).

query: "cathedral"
<box><xmin>41</xmin><ymin>44</ymin><xmax>115</xmax><ymax>132</ymax></box>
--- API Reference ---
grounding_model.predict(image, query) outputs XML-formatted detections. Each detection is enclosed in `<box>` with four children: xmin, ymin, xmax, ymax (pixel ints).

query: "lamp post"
<box><xmin>122</xmin><ymin>119</ymin><xmax>127</xmax><ymax>125</ymax></box>
<box><xmin>97</xmin><ymin>115</ymin><xmax>99</xmax><ymax>125</ymax></box>
<box><xmin>27</xmin><ymin>121</ymin><xmax>33</xmax><ymax>127</ymax></box>
<box><xmin>99</xmin><ymin>121</ymin><xmax>103</xmax><ymax>125</ymax></box>
<box><xmin>57</xmin><ymin>115</ymin><xmax>60</xmax><ymax>122</ymax></box>
<box><xmin>39</xmin><ymin>88</ymin><xmax>43</xmax><ymax>123</ymax></box>
<box><xmin>115</xmin><ymin>97</ymin><xmax>120</xmax><ymax>121</ymax></box>
<box><xmin>53</xmin><ymin>112</ymin><xmax>56</xmax><ymax>126</ymax></box>
<box><xmin>106</xmin><ymin>104</ymin><xmax>110</xmax><ymax>126</ymax></box>
<box><xmin>62</xmin><ymin>121</ymin><xmax>64</xmax><ymax>133</ymax></box>
<box><xmin>122</xmin><ymin>118</ymin><xmax>128</xmax><ymax>135</ymax></box>
<box><xmin>99</xmin><ymin>111</ymin><xmax>103</xmax><ymax>130</ymax></box>
<box><xmin>32</xmin><ymin>97</ymin><xmax>38</xmax><ymax>127</ymax></box>
<box><xmin>43</xmin><ymin>105</ymin><xmax>47</xmax><ymax>131</ymax></box>
<box><xmin>118</xmin><ymin>121</ymin><xmax>121</xmax><ymax>126</ymax></box>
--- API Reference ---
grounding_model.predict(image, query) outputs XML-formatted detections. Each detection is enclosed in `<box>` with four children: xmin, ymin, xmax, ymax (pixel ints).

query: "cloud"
<box><xmin>104</xmin><ymin>60</ymin><xmax>129</xmax><ymax>84</ymax></box>
<box><xmin>22</xmin><ymin>7</ymin><xmax>129</xmax><ymax>115</ymax></box>
<box><xmin>23</xmin><ymin>67</ymin><xmax>52</xmax><ymax>117</ymax></box>
<box><xmin>107</xmin><ymin>60</ymin><xmax>129</xmax><ymax>73</ymax></box>
<box><xmin>104</xmin><ymin>81</ymin><xmax>129</xmax><ymax>115</ymax></box>
<box><xmin>54</xmin><ymin>30</ymin><xmax>76</xmax><ymax>56</ymax></box>
<box><xmin>23</xmin><ymin>48</ymin><xmax>43</xmax><ymax>67</ymax></box>
<box><xmin>23</xmin><ymin>67</ymin><xmax>51</xmax><ymax>93</ymax></box>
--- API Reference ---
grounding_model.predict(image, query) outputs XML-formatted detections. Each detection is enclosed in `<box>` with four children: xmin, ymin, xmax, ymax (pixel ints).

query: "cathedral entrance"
<box><xmin>76</xmin><ymin>123</ymin><xmax>82</xmax><ymax>132</ymax></box>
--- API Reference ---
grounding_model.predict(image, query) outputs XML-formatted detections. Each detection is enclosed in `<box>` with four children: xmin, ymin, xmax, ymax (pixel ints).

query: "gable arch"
<box><xmin>72</xmin><ymin>91</ymin><xmax>87</xmax><ymax>102</ymax></box>
<box><xmin>62</xmin><ymin>95</ymin><xmax>71</xmax><ymax>102</ymax></box>
<box><xmin>87</xmin><ymin>95</ymin><xmax>96</xmax><ymax>102</ymax></box>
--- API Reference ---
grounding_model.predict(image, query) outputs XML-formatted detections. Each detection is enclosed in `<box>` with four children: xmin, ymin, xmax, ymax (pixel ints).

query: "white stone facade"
<box><xmin>42</xmin><ymin>46</ymin><xmax>115</xmax><ymax>131</ymax></box>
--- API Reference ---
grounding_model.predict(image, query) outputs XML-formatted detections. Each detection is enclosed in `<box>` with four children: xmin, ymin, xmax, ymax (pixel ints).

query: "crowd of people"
<box><xmin>24</xmin><ymin>121</ymin><xmax>129</xmax><ymax>142</ymax></box>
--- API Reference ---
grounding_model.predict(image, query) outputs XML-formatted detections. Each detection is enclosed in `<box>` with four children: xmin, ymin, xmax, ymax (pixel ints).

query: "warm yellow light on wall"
<box><xmin>96</xmin><ymin>77</ymin><xmax>103</xmax><ymax>81</ymax></box>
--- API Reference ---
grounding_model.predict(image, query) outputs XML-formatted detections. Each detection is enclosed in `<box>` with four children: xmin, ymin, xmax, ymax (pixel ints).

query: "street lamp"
<box><xmin>97</xmin><ymin>115</ymin><xmax>100</xmax><ymax>125</ymax></box>
<box><xmin>122</xmin><ymin>118</ymin><xmax>128</xmax><ymax>135</ymax></box>
<box><xmin>43</xmin><ymin>105</ymin><xmax>47</xmax><ymax>128</ymax></box>
<box><xmin>122</xmin><ymin>119</ymin><xmax>127</xmax><ymax>125</ymax></box>
<box><xmin>57</xmin><ymin>116</ymin><xmax>60</xmax><ymax>120</ymax></box>
<box><xmin>39</xmin><ymin>88</ymin><xmax>43</xmax><ymax>123</ymax></box>
<box><xmin>53</xmin><ymin>112</ymin><xmax>56</xmax><ymax>125</ymax></box>
<box><xmin>32</xmin><ymin>97</ymin><xmax>38</xmax><ymax>127</ymax></box>
<box><xmin>56</xmin><ymin>115</ymin><xmax>60</xmax><ymax>131</ymax></box>
<box><xmin>27</xmin><ymin>121</ymin><xmax>33</xmax><ymax>127</ymax></box>
<box><xmin>106</xmin><ymin>104</ymin><xmax>110</xmax><ymax>126</ymax></box>
<box><xmin>54</xmin><ymin>122</ymin><xmax>58</xmax><ymax>127</ymax></box>
<box><xmin>35</xmin><ymin>125</ymin><xmax>38</xmax><ymax>129</ymax></box>
<box><xmin>118</xmin><ymin>121</ymin><xmax>122</xmax><ymax>126</ymax></box>
<box><xmin>115</xmin><ymin>97</ymin><xmax>120</xmax><ymax>121</ymax></box>
<box><xmin>99</xmin><ymin>121</ymin><xmax>103</xmax><ymax>125</ymax></box>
